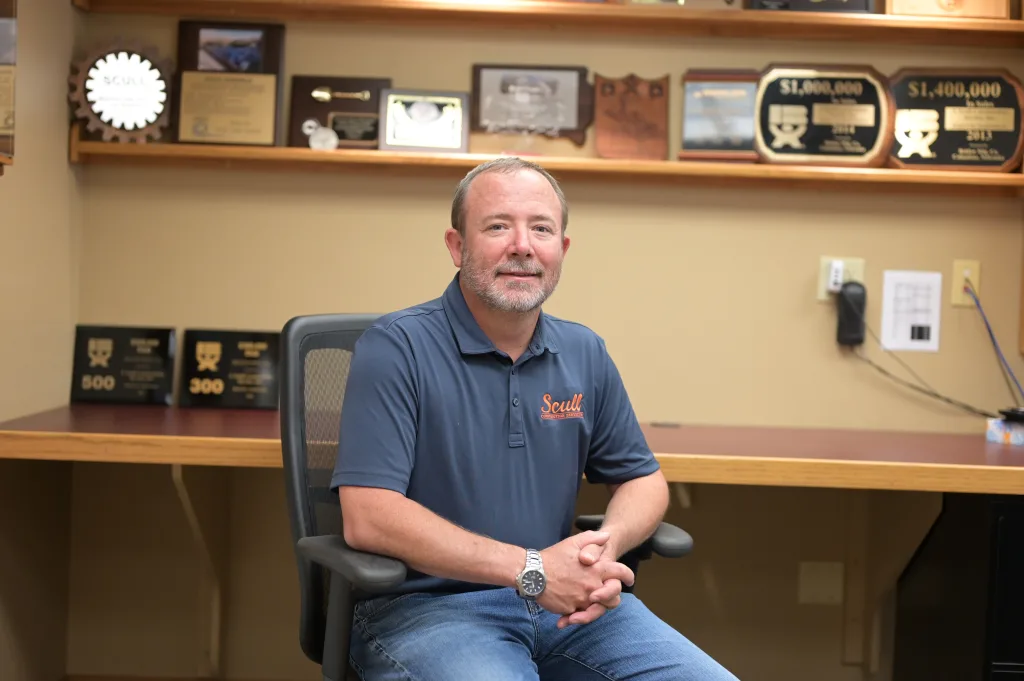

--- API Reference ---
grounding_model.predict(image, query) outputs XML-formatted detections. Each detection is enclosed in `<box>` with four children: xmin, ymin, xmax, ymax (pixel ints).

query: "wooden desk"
<box><xmin>2</xmin><ymin>403</ymin><xmax>1023</xmax><ymax>495</ymax></box>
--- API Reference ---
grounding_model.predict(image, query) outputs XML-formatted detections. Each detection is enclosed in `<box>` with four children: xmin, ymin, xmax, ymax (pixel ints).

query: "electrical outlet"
<box><xmin>951</xmin><ymin>259</ymin><xmax>980</xmax><ymax>307</ymax></box>
<box><xmin>817</xmin><ymin>256</ymin><xmax>865</xmax><ymax>301</ymax></box>
<box><xmin>798</xmin><ymin>561</ymin><xmax>844</xmax><ymax>605</ymax></box>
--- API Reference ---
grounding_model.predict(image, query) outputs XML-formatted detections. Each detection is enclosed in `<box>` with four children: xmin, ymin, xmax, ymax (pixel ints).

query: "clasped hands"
<box><xmin>537</xmin><ymin>530</ymin><xmax>634</xmax><ymax>629</ymax></box>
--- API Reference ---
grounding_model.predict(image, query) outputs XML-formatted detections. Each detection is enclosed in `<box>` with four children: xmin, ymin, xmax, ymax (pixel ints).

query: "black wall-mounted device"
<box><xmin>836</xmin><ymin>281</ymin><xmax>866</xmax><ymax>346</ymax></box>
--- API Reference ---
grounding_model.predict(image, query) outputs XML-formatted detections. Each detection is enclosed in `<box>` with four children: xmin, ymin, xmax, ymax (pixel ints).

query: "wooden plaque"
<box><xmin>287</xmin><ymin>75</ymin><xmax>392</xmax><ymax>149</ymax></box>
<box><xmin>594</xmin><ymin>73</ymin><xmax>669</xmax><ymax>160</ymax></box>
<box><xmin>754</xmin><ymin>63</ymin><xmax>894</xmax><ymax>167</ymax></box>
<box><xmin>174</xmin><ymin>20</ymin><xmax>285</xmax><ymax>146</ymax></box>
<box><xmin>888</xmin><ymin>68</ymin><xmax>1024</xmax><ymax>172</ymax></box>
<box><xmin>887</xmin><ymin>0</ymin><xmax>1010</xmax><ymax>18</ymax></box>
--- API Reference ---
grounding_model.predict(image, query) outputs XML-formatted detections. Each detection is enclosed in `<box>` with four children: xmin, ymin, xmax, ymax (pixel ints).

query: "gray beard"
<box><xmin>460</xmin><ymin>247</ymin><xmax>560</xmax><ymax>314</ymax></box>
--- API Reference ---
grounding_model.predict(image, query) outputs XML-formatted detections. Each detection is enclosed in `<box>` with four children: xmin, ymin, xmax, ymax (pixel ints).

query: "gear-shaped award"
<box><xmin>68</xmin><ymin>42</ymin><xmax>173</xmax><ymax>143</ymax></box>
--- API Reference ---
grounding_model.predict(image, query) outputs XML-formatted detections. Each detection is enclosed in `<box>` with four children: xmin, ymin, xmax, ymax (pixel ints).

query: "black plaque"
<box><xmin>889</xmin><ymin>68</ymin><xmax>1024</xmax><ymax>172</ymax></box>
<box><xmin>70</xmin><ymin>325</ymin><xmax>176</xmax><ymax>405</ymax></box>
<box><xmin>755</xmin><ymin>64</ymin><xmax>894</xmax><ymax>167</ymax></box>
<box><xmin>179</xmin><ymin>329</ymin><xmax>279</xmax><ymax>409</ymax></box>
<box><xmin>753</xmin><ymin>0</ymin><xmax>875</xmax><ymax>11</ymax></box>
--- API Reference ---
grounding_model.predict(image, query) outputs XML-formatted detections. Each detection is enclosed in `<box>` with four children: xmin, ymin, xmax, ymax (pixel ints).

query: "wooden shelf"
<box><xmin>2</xmin><ymin>404</ymin><xmax>1024</xmax><ymax>494</ymax></box>
<box><xmin>70</xmin><ymin>0</ymin><xmax>1024</xmax><ymax>49</ymax></box>
<box><xmin>69</xmin><ymin>132</ymin><xmax>1024</xmax><ymax>197</ymax></box>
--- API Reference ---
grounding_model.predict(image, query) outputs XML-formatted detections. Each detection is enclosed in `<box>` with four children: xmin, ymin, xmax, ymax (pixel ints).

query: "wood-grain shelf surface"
<box><xmin>3</xmin><ymin>404</ymin><xmax>1024</xmax><ymax>494</ymax></box>
<box><xmin>69</xmin><ymin>135</ymin><xmax>1024</xmax><ymax>197</ymax></box>
<box><xmin>70</xmin><ymin>0</ymin><xmax>1024</xmax><ymax>48</ymax></box>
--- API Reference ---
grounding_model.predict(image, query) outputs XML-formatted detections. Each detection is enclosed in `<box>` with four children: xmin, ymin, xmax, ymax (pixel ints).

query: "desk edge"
<box><xmin>2</xmin><ymin>430</ymin><xmax>1023</xmax><ymax>493</ymax></box>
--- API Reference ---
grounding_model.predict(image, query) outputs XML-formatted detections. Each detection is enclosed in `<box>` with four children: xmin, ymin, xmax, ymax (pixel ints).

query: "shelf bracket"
<box><xmin>171</xmin><ymin>463</ymin><xmax>231</xmax><ymax>678</ymax></box>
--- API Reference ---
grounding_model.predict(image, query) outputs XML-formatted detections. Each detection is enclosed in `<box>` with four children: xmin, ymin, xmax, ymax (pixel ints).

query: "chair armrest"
<box><xmin>574</xmin><ymin>514</ymin><xmax>694</xmax><ymax>558</ymax></box>
<box><xmin>296</xmin><ymin>534</ymin><xmax>407</xmax><ymax>594</ymax></box>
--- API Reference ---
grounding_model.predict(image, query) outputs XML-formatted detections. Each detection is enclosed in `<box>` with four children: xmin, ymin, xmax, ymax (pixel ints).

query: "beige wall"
<box><xmin>75</xmin><ymin>16</ymin><xmax>1024</xmax><ymax>434</ymax></box>
<box><xmin>2</xmin><ymin>6</ymin><xmax>1023</xmax><ymax>681</ymax></box>
<box><xmin>0</xmin><ymin>0</ymin><xmax>82</xmax><ymax>680</ymax></box>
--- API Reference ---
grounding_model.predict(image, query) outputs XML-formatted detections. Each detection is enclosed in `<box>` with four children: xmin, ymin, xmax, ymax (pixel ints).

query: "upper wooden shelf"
<box><xmin>70</xmin><ymin>0</ymin><xmax>1024</xmax><ymax>49</ymax></box>
<box><xmin>69</xmin><ymin>131</ymin><xmax>1024</xmax><ymax>197</ymax></box>
<box><xmin>2</xmin><ymin>404</ymin><xmax>1023</xmax><ymax>494</ymax></box>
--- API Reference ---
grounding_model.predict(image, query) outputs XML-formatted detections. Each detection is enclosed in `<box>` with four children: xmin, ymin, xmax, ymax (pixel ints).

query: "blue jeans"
<box><xmin>350</xmin><ymin>587</ymin><xmax>740</xmax><ymax>681</ymax></box>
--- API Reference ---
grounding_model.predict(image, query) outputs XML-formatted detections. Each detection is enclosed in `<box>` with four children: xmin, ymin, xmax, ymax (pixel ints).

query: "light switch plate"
<box><xmin>817</xmin><ymin>256</ymin><xmax>865</xmax><ymax>301</ymax></box>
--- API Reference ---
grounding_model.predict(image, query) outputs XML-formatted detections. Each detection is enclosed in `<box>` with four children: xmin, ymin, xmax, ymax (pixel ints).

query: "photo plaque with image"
<box><xmin>471</xmin><ymin>64</ymin><xmax>594</xmax><ymax>146</ymax></box>
<box><xmin>679</xmin><ymin>69</ymin><xmax>760</xmax><ymax>162</ymax></box>
<box><xmin>379</xmin><ymin>88</ymin><xmax>469</xmax><ymax>153</ymax></box>
<box><xmin>69</xmin><ymin>325</ymin><xmax>176</xmax><ymax>405</ymax></box>
<box><xmin>0</xmin><ymin>0</ymin><xmax>15</xmax><ymax>160</ymax></box>
<box><xmin>174</xmin><ymin>20</ymin><xmax>285</xmax><ymax>146</ymax></box>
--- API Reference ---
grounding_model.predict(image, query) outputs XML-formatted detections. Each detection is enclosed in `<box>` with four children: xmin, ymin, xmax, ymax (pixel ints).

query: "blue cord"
<box><xmin>965</xmin><ymin>282</ymin><xmax>1024</xmax><ymax>403</ymax></box>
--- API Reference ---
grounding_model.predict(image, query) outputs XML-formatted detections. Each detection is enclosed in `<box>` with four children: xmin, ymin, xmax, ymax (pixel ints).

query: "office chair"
<box><xmin>280</xmin><ymin>313</ymin><xmax>695</xmax><ymax>681</ymax></box>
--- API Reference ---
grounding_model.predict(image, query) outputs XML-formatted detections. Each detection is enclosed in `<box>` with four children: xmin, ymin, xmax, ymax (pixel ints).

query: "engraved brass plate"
<box><xmin>754</xmin><ymin>64</ymin><xmax>894</xmax><ymax>167</ymax></box>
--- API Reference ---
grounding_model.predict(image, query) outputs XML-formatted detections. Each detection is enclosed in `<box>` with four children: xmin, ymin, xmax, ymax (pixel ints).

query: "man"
<box><xmin>331</xmin><ymin>157</ymin><xmax>738</xmax><ymax>681</ymax></box>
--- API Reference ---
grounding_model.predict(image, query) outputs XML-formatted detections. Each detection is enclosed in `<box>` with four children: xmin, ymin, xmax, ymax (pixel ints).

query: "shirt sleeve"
<box><xmin>584</xmin><ymin>337</ymin><xmax>661</xmax><ymax>485</ymax></box>
<box><xmin>330</xmin><ymin>323</ymin><xmax>418</xmax><ymax>495</ymax></box>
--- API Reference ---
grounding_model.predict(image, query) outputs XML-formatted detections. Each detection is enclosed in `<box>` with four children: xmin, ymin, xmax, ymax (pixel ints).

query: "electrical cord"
<box><xmin>964</xmin><ymin>277</ymin><xmax>1024</xmax><ymax>406</ymax></box>
<box><xmin>849</xmin><ymin>348</ymin><xmax>998</xmax><ymax>418</ymax></box>
<box><xmin>836</xmin><ymin>284</ymin><xmax>998</xmax><ymax>419</ymax></box>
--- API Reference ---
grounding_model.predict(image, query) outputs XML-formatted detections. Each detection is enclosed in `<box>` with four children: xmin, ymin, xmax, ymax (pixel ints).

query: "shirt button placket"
<box><xmin>509</xmin><ymin>363</ymin><xmax>524</xmax><ymax>448</ymax></box>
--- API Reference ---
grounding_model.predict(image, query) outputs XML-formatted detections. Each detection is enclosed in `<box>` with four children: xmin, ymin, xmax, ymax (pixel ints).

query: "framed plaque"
<box><xmin>178</xmin><ymin>329</ymin><xmax>280</xmax><ymax>410</ymax></box>
<box><xmin>288</xmin><ymin>75</ymin><xmax>392</xmax><ymax>150</ymax></box>
<box><xmin>594</xmin><ymin>73</ymin><xmax>669</xmax><ymax>160</ymax></box>
<box><xmin>378</xmin><ymin>88</ymin><xmax>469</xmax><ymax>153</ymax></box>
<box><xmin>471</xmin><ymin>64</ymin><xmax>594</xmax><ymax>146</ymax></box>
<box><xmin>625</xmin><ymin>0</ymin><xmax>741</xmax><ymax>6</ymax></box>
<box><xmin>70</xmin><ymin>325</ymin><xmax>176</xmax><ymax>405</ymax></box>
<box><xmin>174</xmin><ymin>20</ymin><xmax>285</xmax><ymax>146</ymax></box>
<box><xmin>754</xmin><ymin>64</ymin><xmax>894</xmax><ymax>166</ymax></box>
<box><xmin>888</xmin><ymin>69</ymin><xmax>1024</xmax><ymax>172</ymax></box>
<box><xmin>752</xmin><ymin>0</ymin><xmax>875</xmax><ymax>11</ymax></box>
<box><xmin>887</xmin><ymin>0</ymin><xmax>1010</xmax><ymax>18</ymax></box>
<box><xmin>679</xmin><ymin>69</ymin><xmax>760</xmax><ymax>162</ymax></box>
<box><xmin>0</xmin><ymin>0</ymin><xmax>14</xmax><ymax>160</ymax></box>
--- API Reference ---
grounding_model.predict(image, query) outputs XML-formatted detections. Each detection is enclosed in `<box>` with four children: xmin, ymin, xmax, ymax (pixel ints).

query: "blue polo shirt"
<box><xmin>331</xmin><ymin>274</ymin><xmax>660</xmax><ymax>595</ymax></box>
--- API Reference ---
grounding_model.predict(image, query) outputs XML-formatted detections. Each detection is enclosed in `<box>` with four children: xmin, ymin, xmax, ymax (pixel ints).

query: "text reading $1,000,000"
<box><xmin>779</xmin><ymin>79</ymin><xmax>865</xmax><ymax>97</ymax></box>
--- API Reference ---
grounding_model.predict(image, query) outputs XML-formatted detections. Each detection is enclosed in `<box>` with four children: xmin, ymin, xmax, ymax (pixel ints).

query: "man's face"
<box><xmin>447</xmin><ymin>169</ymin><xmax>570</xmax><ymax>314</ymax></box>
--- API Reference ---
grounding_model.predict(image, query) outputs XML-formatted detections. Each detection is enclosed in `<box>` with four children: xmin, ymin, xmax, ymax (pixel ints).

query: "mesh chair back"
<box><xmin>280</xmin><ymin>313</ymin><xmax>379</xmax><ymax>665</ymax></box>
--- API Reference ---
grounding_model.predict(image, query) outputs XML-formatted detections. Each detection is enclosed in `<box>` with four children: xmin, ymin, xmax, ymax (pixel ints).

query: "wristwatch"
<box><xmin>516</xmin><ymin>549</ymin><xmax>546</xmax><ymax>600</ymax></box>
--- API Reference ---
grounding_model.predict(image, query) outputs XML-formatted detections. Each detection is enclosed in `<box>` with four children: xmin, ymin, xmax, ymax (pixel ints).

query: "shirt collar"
<box><xmin>441</xmin><ymin>273</ymin><xmax>560</xmax><ymax>356</ymax></box>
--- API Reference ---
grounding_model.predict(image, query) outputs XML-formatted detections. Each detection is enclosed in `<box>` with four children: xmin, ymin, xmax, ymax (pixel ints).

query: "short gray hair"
<box><xmin>450</xmin><ymin>156</ymin><xmax>569</xmax><ymax>237</ymax></box>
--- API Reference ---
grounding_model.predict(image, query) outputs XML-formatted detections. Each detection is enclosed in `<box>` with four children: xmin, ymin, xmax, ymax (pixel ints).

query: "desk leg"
<box><xmin>171</xmin><ymin>464</ymin><xmax>230</xmax><ymax>679</ymax></box>
<box><xmin>842</xmin><ymin>491</ymin><xmax>868</xmax><ymax>666</ymax></box>
<box><xmin>862</xmin><ymin>491</ymin><xmax>942</xmax><ymax>675</ymax></box>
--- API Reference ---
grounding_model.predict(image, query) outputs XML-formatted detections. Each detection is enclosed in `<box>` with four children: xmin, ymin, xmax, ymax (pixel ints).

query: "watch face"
<box><xmin>521</xmin><ymin>570</ymin><xmax>545</xmax><ymax>596</ymax></box>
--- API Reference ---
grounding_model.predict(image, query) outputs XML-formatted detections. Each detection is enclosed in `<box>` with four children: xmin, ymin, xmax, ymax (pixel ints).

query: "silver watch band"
<box><xmin>524</xmin><ymin>549</ymin><xmax>543</xmax><ymax>570</ymax></box>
